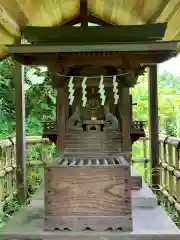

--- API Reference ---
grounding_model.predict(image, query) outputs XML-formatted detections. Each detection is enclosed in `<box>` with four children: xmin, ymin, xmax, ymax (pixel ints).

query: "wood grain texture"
<box><xmin>44</xmin><ymin>163</ymin><xmax>132</xmax><ymax>231</ymax></box>
<box><xmin>14</xmin><ymin>59</ymin><xmax>27</xmax><ymax>203</ymax></box>
<box><xmin>2</xmin><ymin>0</ymin><xmax>180</xmax><ymax>60</ymax></box>
<box><xmin>45</xmin><ymin>166</ymin><xmax>131</xmax><ymax>216</ymax></box>
<box><xmin>148</xmin><ymin>65</ymin><xmax>160</xmax><ymax>187</ymax></box>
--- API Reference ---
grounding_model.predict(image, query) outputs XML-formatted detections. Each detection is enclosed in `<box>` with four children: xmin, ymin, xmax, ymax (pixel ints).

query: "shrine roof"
<box><xmin>8</xmin><ymin>41</ymin><xmax>177</xmax><ymax>67</ymax></box>
<box><xmin>1</xmin><ymin>0</ymin><xmax>180</xmax><ymax>59</ymax></box>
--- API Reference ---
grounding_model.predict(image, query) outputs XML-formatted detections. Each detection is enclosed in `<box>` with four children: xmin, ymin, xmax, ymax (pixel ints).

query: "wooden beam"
<box><xmin>88</xmin><ymin>13</ymin><xmax>115</xmax><ymax>26</ymax></box>
<box><xmin>80</xmin><ymin>0</ymin><xmax>88</xmax><ymax>27</ymax></box>
<box><xmin>22</xmin><ymin>23</ymin><xmax>167</xmax><ymax>44</ymax></box>
<box><xmin>12</xmin><ymin>51</ymin><xmax>176</xmax><ymax>68</ymax></box>
<box><xmin>14</xmin><ymin>60</ymin><xmax>27</xmax><ymax>203</ymax></box>
<box><xmin>13</xmin><ymin>51</ymin><xmax>176</xmax><ymax>68</ymax></box>
<box><xmin>118</xmin><ymin>87</ymin><xmax>131</xmax><ymax>155</ymax></box>
<box><xmin>148</xmin><ymin>65</ymin><xmax>160</xmax><ymax>187</ymax></box>
<box><xmin>56</xmin><ymin>84</ymin><xmax>66</xmax><ymax>156</ymax></box>
<box><xmin>60</xmin><ymin>54</ymin><xmax>123</xmax><ymax>67</ymax></box>
<box><xmin>58</xmin><ymin>15</ymin><xmax>81</xmax><ymax>27</ymax></box>
<box><xmin>8</xmin><ymin>41</ymin><xmax>178</xmax><ymax>54</ymax></box>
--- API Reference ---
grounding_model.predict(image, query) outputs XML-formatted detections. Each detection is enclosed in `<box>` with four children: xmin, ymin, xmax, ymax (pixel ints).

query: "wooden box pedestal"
<box><xmin>44</xmin><ymin>157</ymin><xmax>132</xmax><ymax>232</ymax></box>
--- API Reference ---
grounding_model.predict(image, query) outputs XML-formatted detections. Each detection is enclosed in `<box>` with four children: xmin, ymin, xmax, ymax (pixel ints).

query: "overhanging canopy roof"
<box><xmin>1</xmin><ymin>0</ymin><xmax>180</xmax><ymax>59</ymax></box>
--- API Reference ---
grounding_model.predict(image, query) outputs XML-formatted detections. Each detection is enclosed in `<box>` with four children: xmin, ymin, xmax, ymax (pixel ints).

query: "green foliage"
<box><xmin>130</xmin><ymin>71</ymin><xmax>180</xmax><ymax>137</ymax></box>
<box><xmin>0</xmin><ymin>58</ymin><xmax>56</xmax><ymax>138</ymax></box>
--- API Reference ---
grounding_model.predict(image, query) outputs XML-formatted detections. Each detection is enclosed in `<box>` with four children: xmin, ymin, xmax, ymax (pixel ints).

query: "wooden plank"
<box><xmin>14</xmin><ymin>60</ymin><xmax>27</xmax><ymax>204</ymax></box>
<box><xmin>44</xmin><ymin>164</ymin><xmax>132</xmax><ymax>231</ymax></box>
<box><xmin>31</xmin><ymin>177</ymin><xmax>157</xmax><ymax>208</ymax></box>
<box><xmin>22</xmin><ymin>23</ymin><xmax>167</xmax><ymax>43</ymax></box>
<box><xmin>8</xmin><ymin>41</ymin><xmax>178</xmax><ymax>54</ymax></box>
<box><xmin>45</xmin><ymin>168</ymin><xmax>131</xmax><ymax>212</ymax></box>
<box><xmin>148</xmin><ymin>65</ymin><xmax>160</xmax><ymax>187</ymax></box>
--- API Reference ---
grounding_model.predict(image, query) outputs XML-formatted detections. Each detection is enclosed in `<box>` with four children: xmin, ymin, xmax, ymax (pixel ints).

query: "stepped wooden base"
<box><xmin>44</xmin><ymin>216</ymin><xmax>132</xmax><ymax>232</ymax></box>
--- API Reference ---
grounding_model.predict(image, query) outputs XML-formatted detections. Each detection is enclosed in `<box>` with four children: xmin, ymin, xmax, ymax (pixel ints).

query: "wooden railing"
<box><xmin>135</xmin><ymin>134</ymin><xmax>180</xmax><ymax>212</ymax></box>
<box><xmin>0</xmin><ymin>136</ymin><xmax>55</xmax><ymax>210</ymax></box>
<box><xmin>0</xmin><ymin>134</ymin><xmax>179</xmax><ymax>213</ymax></box>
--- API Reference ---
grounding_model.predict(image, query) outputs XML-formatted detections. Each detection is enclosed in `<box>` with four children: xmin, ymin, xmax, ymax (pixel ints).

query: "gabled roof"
<box><xmin>1</xmin><ymin>0</ymin><xmax>180</xmax><ymax>59</ymax></box>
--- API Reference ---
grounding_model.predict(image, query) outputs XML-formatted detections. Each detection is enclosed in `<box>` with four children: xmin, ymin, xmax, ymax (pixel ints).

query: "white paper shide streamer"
<box><xmin>113</xmin><ymin>75</ymin><xmax>119</xmax><ymax>104</ymax></box>
<box><xmin>68</xmin><ymin>76</ymin><xmax>75</xmax><ymax>105</ymax></box>
<box><xmin>82</xmin><ymin>77</ymin><xmax>87</xmax><ymax>107</ymax></box>
<box><xmin>98</xmin><ymin>75</ymin><xmax>106</xmax><ymax>106</ymax></box>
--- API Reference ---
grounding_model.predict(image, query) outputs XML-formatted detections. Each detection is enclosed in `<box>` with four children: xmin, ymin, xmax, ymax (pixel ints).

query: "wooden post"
<box><xmin>148</xmin><ymin>65</ymin><xmax>160</xmax><ymax>187</ymax></box>
<box><xmin>56</xmin><ymin>86</ymin><xmax>66</xmax><ymax>156</ymax></box>
<box><xmin>14</xmin><ymin>61</ymin><xmax>27</xmax><ymax>203</ymax></box>
<box><xmin>80</xmin><ymin>0</ymin><xmax>88</xmax><ymax>27</ymax></box>
<box><xmin>130</xmin><ymin>94</ymin><xmax>133</xmax><ymax>122</ymax></box>
<box><xmin>118</xmin><ymin>87</ymin><xmax>131</xmax><ymax>154</ymax></box>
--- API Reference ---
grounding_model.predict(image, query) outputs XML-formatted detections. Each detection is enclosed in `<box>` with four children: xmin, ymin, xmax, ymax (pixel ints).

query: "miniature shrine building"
<box><xmin>0</xmin><ymin>1</ymin><xmax>180</xmax><ymax>239</ymax></box>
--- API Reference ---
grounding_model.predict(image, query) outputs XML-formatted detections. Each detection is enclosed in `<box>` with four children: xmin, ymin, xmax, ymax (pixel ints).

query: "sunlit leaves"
<box><xmin>131</xmin><ymin>72</ymin><xmax>180</xmax><ymax>137</ymax></box>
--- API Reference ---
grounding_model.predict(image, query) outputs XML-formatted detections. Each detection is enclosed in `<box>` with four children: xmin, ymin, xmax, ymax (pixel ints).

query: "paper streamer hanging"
<box><xmin>82</xmin><ymin>77</ymin><xmax>87</xmax><ymax>107</ymax></box>
<box><xmin>113</xmin><ymin>75</ymin><xmax>119</xmax><ymax>104</ymax></box>
<box><xmin>68</xmin><ymin>76</ymin><xmax>75</xmax><ymax>105</ymax></box>
<box><xmin>98</xmin><ymin>75</ymin><xmax>106</xmax><ymax>105</ymax></box>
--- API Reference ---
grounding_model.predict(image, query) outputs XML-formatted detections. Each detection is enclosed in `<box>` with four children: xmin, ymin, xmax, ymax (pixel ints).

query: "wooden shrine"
<box><xmin>7</xmin><ymin>20</ymin><xmax>178</xmax><ymax>235</ymax></box>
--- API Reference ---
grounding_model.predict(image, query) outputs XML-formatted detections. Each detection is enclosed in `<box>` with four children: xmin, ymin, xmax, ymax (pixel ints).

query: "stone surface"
<box><xmin>0</xmin><ymin>204</ymin><xmax>179</xmax><ymax>239</ymax></box>
<box><xmin>0</xmin><ymin>174</ymin><xmax>179</xmax><ymax>239</ymax></box>
<box><xmin>131</xmin><ymin>167</ymin><xmax>142</xmax><ymax>189</ymax></box>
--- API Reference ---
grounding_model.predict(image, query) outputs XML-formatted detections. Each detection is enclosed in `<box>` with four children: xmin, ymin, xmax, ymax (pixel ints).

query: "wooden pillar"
<box><xmin>118</xmin><ymin>87</ymin><xmax>131</xmax><ymax>154</ymax></box>
<box><xmin>130</xmin><ymin>94</ymin><xmax>133</xmax><ymax>122</ymax></box>
<box><xmin>14</xmin><ymin>60</ymin><xmax>27</xmax><ymax>203</ymax></box>
<box><xmin>56</xmin><ymin>86</ymin><xmax>66</xmax><ymax>157</ymax></box>
<box><xmin>148</xmin><ymin>65</ymin><xmax>160</xmax><ymax>187</ymax></box>
<box><xmin>64</xmin><ymin>84</ymin><xmax>70</xmax><ymax>127</ymax></box>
